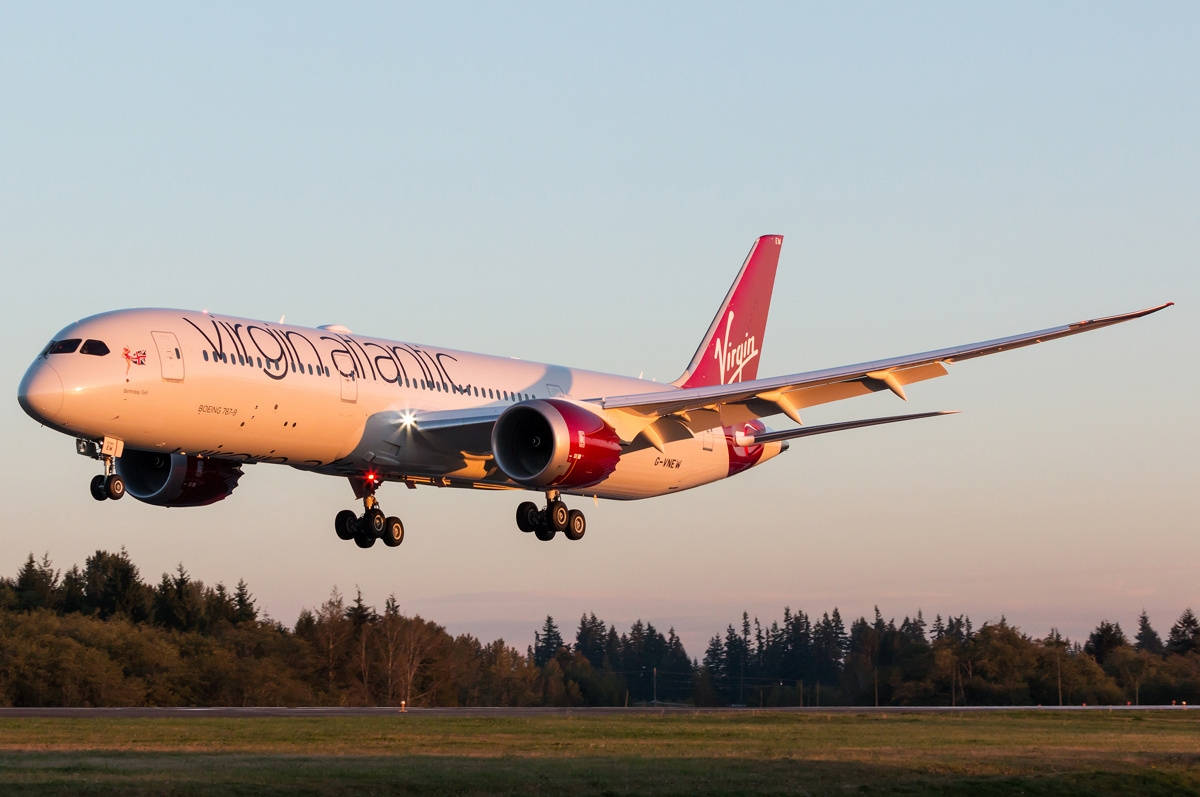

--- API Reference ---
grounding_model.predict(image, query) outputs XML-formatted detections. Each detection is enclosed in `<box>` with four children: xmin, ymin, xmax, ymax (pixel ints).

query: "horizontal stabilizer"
<box><xmin>748</xmin><ymin>411</ymin><xmax>957</xmax><ymax>446</ymax></box>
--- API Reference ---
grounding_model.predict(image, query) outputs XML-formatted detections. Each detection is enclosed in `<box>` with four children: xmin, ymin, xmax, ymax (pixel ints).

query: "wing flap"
<box><xmin>597</xmin><ymin>303</ymin><xmax>1171</xmax><ymax>437</ymax></box>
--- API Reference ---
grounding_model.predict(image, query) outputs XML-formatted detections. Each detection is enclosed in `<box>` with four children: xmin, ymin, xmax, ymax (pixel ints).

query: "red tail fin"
<box><xmin>673</xmin><ymin>235</ymin><xmax>782</xmax><ymax>388</ymax></box>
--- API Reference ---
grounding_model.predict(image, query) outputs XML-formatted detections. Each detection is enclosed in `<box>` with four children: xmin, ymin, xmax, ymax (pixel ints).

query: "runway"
<box><xmin>0</xmin><ymin>704</ymin><xmax>1191</xmax><ymax>718</ymax></box>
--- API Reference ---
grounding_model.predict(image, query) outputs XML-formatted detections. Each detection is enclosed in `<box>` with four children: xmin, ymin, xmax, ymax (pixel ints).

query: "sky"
<box><xmin>1</xmin><ymin>2</ymin><xmax>1197</xmax><ymax>657</ymax></box>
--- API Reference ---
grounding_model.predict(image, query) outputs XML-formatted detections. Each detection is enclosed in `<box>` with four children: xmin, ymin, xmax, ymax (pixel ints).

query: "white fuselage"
<box><xmin>20</xmin><ymin>309</ymin><xmax>782</xmax><ymax>501</ymax></box>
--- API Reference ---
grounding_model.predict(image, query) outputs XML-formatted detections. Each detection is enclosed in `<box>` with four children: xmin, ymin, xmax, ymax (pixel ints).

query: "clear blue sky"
<box><xmin>2</xmin><ymin>3</ymin><xmax>1196</xmax><ymax>655</ymax></box>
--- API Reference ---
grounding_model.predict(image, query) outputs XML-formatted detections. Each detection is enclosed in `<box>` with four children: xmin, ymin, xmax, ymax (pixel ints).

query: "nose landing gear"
<box><xmin>517</xmin><ymin>491</ymin><xmax>586</xmax><ymax>541</ymax></box>
<box><xmin>333</xmin><ymin>478</ymin><xmax>404</xmax><ymax>550</ymax></box>
<box><xmin>78</xmin><ymin>438</ymin><xmax>125</xmax><ymax>501</ymax></box>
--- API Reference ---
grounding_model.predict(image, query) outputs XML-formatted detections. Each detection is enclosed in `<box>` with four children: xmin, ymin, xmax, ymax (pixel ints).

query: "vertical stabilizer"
<box><xmin>673</xmin><ymin>235</ymin><xmax>782</xmax><ymax>389</ymax></box>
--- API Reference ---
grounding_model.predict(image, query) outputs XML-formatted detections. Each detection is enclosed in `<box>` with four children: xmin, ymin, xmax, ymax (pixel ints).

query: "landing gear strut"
<box><xmin>517</xmin><ymin>491</ymin><xmax>586</xmax><ymax>541</ymax></box>
<box><xmin>83</xmin><ymin>441</ymin><xmax>124</xmax><ymax>501</ymax></box>
<box><xmin>334</xmin><ymin>477</ymin><xmax>404</xmax><ymax>549</ymax></box>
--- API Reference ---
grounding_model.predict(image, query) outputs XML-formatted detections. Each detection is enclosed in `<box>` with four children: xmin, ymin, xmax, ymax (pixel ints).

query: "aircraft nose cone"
<box><xmin>18</xmin><ymin>362</ymin><xmax>64</xmax><ymax>424</ymax></box>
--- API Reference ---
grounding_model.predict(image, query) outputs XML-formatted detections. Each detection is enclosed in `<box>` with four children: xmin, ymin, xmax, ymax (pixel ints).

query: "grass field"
<box><xmin>1</xmin><ymin>710</ymin><xmax>1197</xmax><ymax>795</ymax></box>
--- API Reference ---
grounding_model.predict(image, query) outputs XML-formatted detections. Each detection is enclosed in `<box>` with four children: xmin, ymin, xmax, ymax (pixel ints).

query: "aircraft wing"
<box><xmin>595</xmin><ymin>302</ymin><xmax>1173</xmax><ymax>441</ymax></box>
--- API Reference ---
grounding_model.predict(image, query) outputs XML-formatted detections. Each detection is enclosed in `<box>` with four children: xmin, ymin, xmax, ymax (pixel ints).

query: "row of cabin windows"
<box><xmin>200</xmin><ymin>349</ymin><xmax>534</xmax><ymax>402</ymax></box>
<box><xmin>43</xmin><ymin>338</ymin><xmax>110</xmax><ymax>356</ymax></box>
<box><xmin>203</xmin><ymin>349</ymin><xmax>329</xmax><ymax>376</ymax></box>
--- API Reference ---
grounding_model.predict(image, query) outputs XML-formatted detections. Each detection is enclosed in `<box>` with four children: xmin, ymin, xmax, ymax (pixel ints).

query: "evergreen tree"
<box><xmin>152</xmin><ymin>572</ymin><xmax>185</xmax><ymax>630</ymax></box>
<box><xmin>661</xmin><ymin>628</ymin><xmax>694</xmax><ymax>702</ymax></box>
<box><xmin>603</xmin><ymin>624</ymin><xmax>622</xmax><ymax>671</ymax></box>
<box><xmin>533</xmin><ymin>615</ymin><xmax>563</xmax><ymax>667</ymax></box>
<box><xmin>15</xmin><ymin>554</ymin><xmax>59</xmax><ymax>611</ymax></box>
<box><xmin>574</xmin><ymin>613</ymin><xmax>606</xmax><ymax>668</ymax></box>
<box><xmin>1134</xmin><ymin>610</ymin><xmax>1164</xmax><ymax>656</ymax></box>
<box><xmin>701</xmin><ymin>634</ymin><xmax>726</xmax><ymax>701</ymax></box>
<box><xmin>1084</xmin><ymin>620</ymin><xmax>1128</xmax><ymax>665</ymax></box>
<box><xmin>930</xmin><ymin>614</ymin><xmax>946</xmax><ymax>641</ymax></box>
<box><xmin>1167</xmin><ymin>608</ymin><xmax>1199</xmax><ymax>656</ymax></box>
<box><xmin>345</xmin><ymin>587</ymin><xmax>376</xmax><ymax>628</ymax></box>
<box><xmin>233</xmin><ymin>579</ymin><xmax>257</xmax><ymax>624</ymax></box>
<box><xmin>59</xmin><ymin>565</ymin><xmax>86</xmax><ymax>614</ymax></box>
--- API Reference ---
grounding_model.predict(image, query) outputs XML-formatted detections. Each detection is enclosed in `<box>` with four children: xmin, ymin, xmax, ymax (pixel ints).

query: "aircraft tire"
<box><xmin>90</xmin><ymin>474</ymin><xmax>109</xmax><ymax>501</ymax></box>
<box><xmin>354</xmin><ymin>531</ymin><xmax>377</xmax><ymax>549</ymax></box>
<box><xmin>564</xmin><ymin>510</ymin><xmax>586</xmax><ymax>541</ymax></box>
<box><xmin>335</xmin><ymin>510</ymin><xmax>357</xmax><ymax>541</ymax></box>
<box><xmin>548</xmin><ymin>500</ymin><xmax>569</xmax><ymax>532</ymax></box>
<box><xmin>105</xmin><ymin>474</ymin><xmax>125</xmax><ymax>501</ymax></box>
<box><xmin>516</xmin><ymin>502</ymin><xmax>538</xmax><ymax>532</ymax></box>
<box><xmin>382</xmin><ymin>516</ymin><xmax>404</xmax><ymax>547</ymax></box>
<box><xmin>534</xmin><ymin>526</ymin><xmax>556</xmax><ymax>542</ymax></box>
<box><xmin>365</xmin><ymin>507</ymin><xmax>386</xmax><ymax>537</ymax></box>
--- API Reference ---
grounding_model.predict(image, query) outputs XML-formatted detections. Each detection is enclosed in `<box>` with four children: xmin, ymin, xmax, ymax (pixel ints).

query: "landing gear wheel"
<box><xmin>534</xmin><ymin>526</ymin><xmax>556</xmax><ymax>542</ymax></box>
<box><xmin>564</xmin><ymin>509</ymin><xmax>586</xmax><ymax>541</ymax></box>
<box><xmin>516</xmin><ymin>501</ymin><xmax>539</xmax><ymax>532</ymax></box>
<box><xmin>104</xmin><ymin>474</ymin><xmax>125</xmax><ymax>501</ymax></box>
<box><xmin>364</xmin><ymin>507</ymin><xmax>386</xmax><ymax>537</ymax></box>
<box><xmin>335</xmin><ymin>510</ymin><xmax>357</xmax><ymax>541</ymax></box>
<box><xmin>548</xmin><ymin>500</ymin><xmax>569</xmax><ymax>532</ymax></box>
<box><xmin>353</xmin><ymin>532</ymin><xmax>377</xmax><ymax>549</ymax></box>
<box><xmin>382</xmin><ymin>516</ymin><xmax>404</xmax><ymax>547</ymax></box>
<box><xmin>90</xmin><ymin>474</ymin><xmax>109</xmax><ymax>501</ymax></box>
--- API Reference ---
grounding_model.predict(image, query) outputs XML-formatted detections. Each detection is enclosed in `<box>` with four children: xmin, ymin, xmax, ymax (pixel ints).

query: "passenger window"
<box><xmin>203</xmin><ymin>351</ymin><xmax>209</xmax><ymax>362</ymax></box>
<box><xmin>81</xmin><ymin>340</ymin><xmax>110</xmax><ymax>356</ymax></box>
<box><xmin>48</xmin><ymin>339</ymin><xmax>81</xmax><ymax>354</ymax></box>
<box><xmin>307</xmin><ymin>364</ymin><xmax>313</xmax><ymax>375</ymax></box>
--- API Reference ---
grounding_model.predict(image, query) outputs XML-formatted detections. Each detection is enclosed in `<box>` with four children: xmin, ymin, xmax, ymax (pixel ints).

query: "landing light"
<box><xmin>400</xmin><ymin>410</ymin><xmax>417</xmax><ymax>429</ymax></box>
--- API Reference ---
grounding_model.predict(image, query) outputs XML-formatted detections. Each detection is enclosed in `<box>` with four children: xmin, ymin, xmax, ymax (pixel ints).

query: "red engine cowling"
<box><xmin>116</xmin><ymin>450</ymin><xmax>243</xmax><ymax>507</ymax></box>
<box><xmin>491</xmin><ymin>399</ymin><xmax>621</xmax><ymax>489</ymax></box>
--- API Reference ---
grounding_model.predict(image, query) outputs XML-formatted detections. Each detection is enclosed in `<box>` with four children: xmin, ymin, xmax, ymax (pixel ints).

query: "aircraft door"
<box><xmin>340</xmin><ymin>370</ymin><xmax>357</xmax><ymax>402</ymax></box>
<box><xmin>151</xmin><ymin>331</ymin><xmax>185</xmax><ymax>381</ymax></box>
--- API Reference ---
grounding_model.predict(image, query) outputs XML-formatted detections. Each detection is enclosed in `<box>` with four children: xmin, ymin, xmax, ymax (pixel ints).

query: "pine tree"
<box><xmin>15</xmin><ymin>553</ymin><xmax>59</xmax><ymax>611</ymax></box>
<box><xmin>533</xmin><ymin>615</ymin><xmax>563</xmax><ymax>667</ymax></box>
<box><xmin>233</xmin><ymin>579</ymin><xmax>257</xmax><ymax>624</ymax></box>
<box><xmin>574</xmin><ymin>613</ymin><xmax>606</xmax><ymax>668</ymax></box>
<box><xmin>1134</xmin><ymin>610</ymin><xmax>1164</xmax><ymax>655</ymax></box>
<box><xmin>1167</xmin><ymin>608</ymin><xmax>1199</xmax><ymax>655</ymax></box>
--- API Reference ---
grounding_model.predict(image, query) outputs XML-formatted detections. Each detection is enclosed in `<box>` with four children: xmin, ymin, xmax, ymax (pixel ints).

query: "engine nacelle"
<box><xmin>491</xmin><ymin>399</ymin><xmax>621</xmax><ymax>489</ymax></box>
<box><xmin>115</xmin><ymin>450</ymin><xmax>243</xmax><ymax>507</ymax></box>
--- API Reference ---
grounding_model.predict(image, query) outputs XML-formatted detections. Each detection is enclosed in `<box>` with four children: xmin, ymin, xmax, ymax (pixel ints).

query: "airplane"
<box><xmin>17</xmin><ymin>235</ymin><xmax>1171</xmax><ymax>550</ymax></box>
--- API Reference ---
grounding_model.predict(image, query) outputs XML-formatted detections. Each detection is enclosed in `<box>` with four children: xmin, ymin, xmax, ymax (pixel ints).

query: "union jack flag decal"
<box><xmin>123</xmin><ymin>347</ymin><xmax>147</xmax><ymax>365</ymax></box>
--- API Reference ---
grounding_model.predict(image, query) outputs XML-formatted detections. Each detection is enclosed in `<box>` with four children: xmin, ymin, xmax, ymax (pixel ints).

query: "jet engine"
<box><xmin>115</xmin><ymin>450</ymin><xmax>244</xmax><ymax>507</ymax></box>
<box><xmin>491</xmin><ymin>399</ymin><xmax>621</xmax><ymax>489</ymax></box>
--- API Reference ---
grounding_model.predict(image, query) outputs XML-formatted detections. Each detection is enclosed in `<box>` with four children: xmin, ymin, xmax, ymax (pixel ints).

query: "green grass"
<box><xmin>1</xmin><ymin>711</ymin><xmax>1198</xmax><ymax>795</ymax></box>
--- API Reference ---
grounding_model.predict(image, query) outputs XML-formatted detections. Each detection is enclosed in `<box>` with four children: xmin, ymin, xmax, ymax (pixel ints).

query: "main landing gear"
<box><xmin>516</xmin><ymin>491</ymin><xmax>586</xmax><ymax>542</ymax></box>
<box><xmin>334</xmin><ymin>484</ymin><xmax>403</xmax><ymax>549</ymax></box>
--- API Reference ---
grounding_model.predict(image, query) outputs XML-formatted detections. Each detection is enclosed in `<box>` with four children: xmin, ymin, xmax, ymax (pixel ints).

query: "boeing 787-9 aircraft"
<box><xmin>17</xmin><ymin>236</ymin><xmax>1171</xmax><ymax>549</ymax></box>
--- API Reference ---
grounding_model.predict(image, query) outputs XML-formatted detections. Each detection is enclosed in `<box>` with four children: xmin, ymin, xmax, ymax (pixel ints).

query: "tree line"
<box><xmin>1</xmin><ymin>550</ymin><xmax>1197</xmax><ymax>707</ymax></box>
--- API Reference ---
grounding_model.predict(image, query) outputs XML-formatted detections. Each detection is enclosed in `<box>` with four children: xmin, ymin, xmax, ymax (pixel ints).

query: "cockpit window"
<box><xmin>81</xmin><ymin>339</ymin><xmax>110</xmax><ymax>356</ymax></box>
<box><xmin>47</xmin><ymin>339</ymin><xmax>81</xmax><ymax>354</ymax></box>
